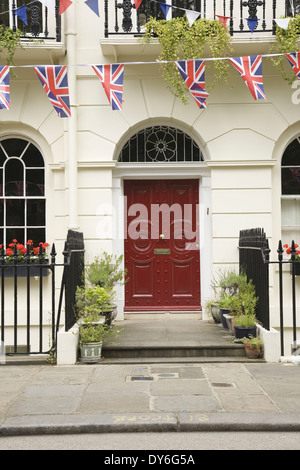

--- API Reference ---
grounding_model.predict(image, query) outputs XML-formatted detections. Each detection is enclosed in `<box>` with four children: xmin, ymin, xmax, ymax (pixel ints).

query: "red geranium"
<box><xmin>284</xmin><ymin>243</ymin><xmax>300</xmax><ymax>260</ymax></box>
<box><xmin>3</xmin><ymin>240</ymin><xmax>49</xmax><ymax>262</ymax></box>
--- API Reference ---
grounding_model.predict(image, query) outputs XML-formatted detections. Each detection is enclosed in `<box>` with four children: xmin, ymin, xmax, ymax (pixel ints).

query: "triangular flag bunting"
<box><xmin>134</xmin><ymin>0</ymin><xmax>143</xmax><ymax>10</ymax></box>
<box><xmin>85</xmin><ymin>0</ymin><xmax>99</xmax><ymax>16</ymax></box>
<box><xmin>229</xmin><ymin>55</ymin><xmax>266</xmax><ymax>100</ymax></box>
<box><xmin>13</xmin><ymin>5</ymin><xmax>27</xmax><ymax>25</ymax></box>
<box><xmin>174</xmin><ymin>60</ymin><xmax>209</xmax><ymax>109</ymax></box>
<box><xmin>215</xmin><ymin>15</ymin><xmax>231</xmax><ymax>29</ymax></box>
<box><xmin>34</xmin><ymin>66</ymin><xmax>71</xmax><ymax>118</ymax></box>
<box><xmin>0</xmin><ymin>66</ymin><xmax>10</xmax><ymax>110</ymax></box>
<box><xmin>247</xmin><ymin>17</ymin><xmax>259</xmax><ymax>33</ymax></box>
<box><xmin>59</xmin><ymin>0</ymin><xmax>72</xmax><ymax>15</ymax></box>
<box><xmin>92</xmin><ymin>64</ymin><xmax>124</xmax><ymax>111</ymax></box>
<box><xmin>158</xmin><ymin>2</ymin><xmax>171</xmax><ymax>18</ymax></box>
<box><xmin>285</xmin><ymin>52</ymin><xmax>300</xmax><ymax>79</ymax></box>
<box><xmin>38</xmin><ymin>0</ymin><xmax>55</xmax><ymax>12</ymax></box>
<box><xmin>274</xmin><ymin>18</ymin><xmax>291</xmax><ymax>29</ymax></box>
<box><xmin>185</xmin><ymin>10</ymin><xmax>200</xmax><ymax>27</ymax></box>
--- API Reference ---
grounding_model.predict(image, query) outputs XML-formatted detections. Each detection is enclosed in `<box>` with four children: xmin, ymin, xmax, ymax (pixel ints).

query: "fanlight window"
<box><xmin>118</xmin><ymin>126</ymin><xmax>204</xmax><ymax>163</ymax></box>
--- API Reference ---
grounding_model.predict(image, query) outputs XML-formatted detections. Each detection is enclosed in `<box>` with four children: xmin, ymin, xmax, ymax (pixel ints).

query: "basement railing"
<box><xmin>104</xmin><ymin>0</ymin><xmax>298</xmax><ymax>38</ymax></box>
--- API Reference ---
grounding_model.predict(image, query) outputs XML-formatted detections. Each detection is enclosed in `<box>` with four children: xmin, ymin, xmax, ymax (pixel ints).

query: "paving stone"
<box><xmin>154</xmin><ymin>395</ymin><xmax>222</xmax><ymax>412</ymax></box>
<box><xmin>216</xmin><ymin>393</ymin><xmax>279</xmax><ymax>412</ymax></box>
<box><xmin>7</xmin><ymin>396</ymin><xmax>82</xmax><ymax>416</ymax></box>
<box><xmin>22</xmin><ymin>384</ymin><xmax>86</xmax><ymax>398</ymax></box>
<box><xmin>79</xmin><ymin>392</ymin><xmax>150</xmax><ymax>414</ymax></box>
<box><xmin>150</xmin><ymin>378</ymin><xmax>211</xmax><ymax>396</ymax></box>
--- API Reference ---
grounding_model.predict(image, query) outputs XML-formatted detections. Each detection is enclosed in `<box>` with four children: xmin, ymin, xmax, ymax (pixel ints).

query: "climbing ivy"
<box><xmin>0</xmin><ymin>26</ymin><xmax>22</xmax><ymax>68</ymax></box>
<box><xmin>141</xmin><ymin>16</ymin><xmax>233</xmax><ymax>104</ymax></box>
<box><xmin>270</xmin><ymin>16</ymin><xmax>300</xmax><ymax>84</ymax></box>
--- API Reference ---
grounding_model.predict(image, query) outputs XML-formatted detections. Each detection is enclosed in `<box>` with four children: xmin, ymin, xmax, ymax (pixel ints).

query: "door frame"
<box><xmin>112</xmin><ymin>162</ymin><xmax>212</xmax><ymax>319</ymax></box>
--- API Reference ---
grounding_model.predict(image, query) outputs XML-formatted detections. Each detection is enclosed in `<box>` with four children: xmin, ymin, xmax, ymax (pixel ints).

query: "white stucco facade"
<box><xmin>1</xmin><ymin>0</ymin><xmax>300</xmax><ymax>359</ymax></box>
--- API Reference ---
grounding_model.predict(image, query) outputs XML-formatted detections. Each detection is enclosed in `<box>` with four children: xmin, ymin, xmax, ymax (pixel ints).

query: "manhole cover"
<box><xmin>127</xmin><ymin>376</ymin><xmax>154</xmax><ymax>381</ymax></box>
<box><xmin>157</xmin><ymin>373</ymin><xmax>178</xmax><ymax>379</ymax></box>
<box><xmin>211</xmin><ymin>382</ymin><xmax>236</xmax><ymax>388</ymax></box>
<box><xmin>151</xmin><ymin>373</ymin><xmax>179</xmax><ymax>380</ymax></box>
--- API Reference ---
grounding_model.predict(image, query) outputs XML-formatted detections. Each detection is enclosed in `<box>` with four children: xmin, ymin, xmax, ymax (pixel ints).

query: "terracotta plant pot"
<box><xmin>244</xmin><ymin>341</ymin><xmax>262</xmax><ymax>359</ymax></box>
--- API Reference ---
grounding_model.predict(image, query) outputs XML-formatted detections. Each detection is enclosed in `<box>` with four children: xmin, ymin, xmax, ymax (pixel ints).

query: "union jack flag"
<box><xmin>229</xmin><ymin>55</ymin><xmax>266</xmax><ymax>100</ymax></box>
<box><xmin>174</xmin><ymin>60</ymin><xmax>209</xmax><ymax>109</ymax></box>
<box><xmin>92</xmin><ymin>64</ymin><xmax>124</xmax><ymax>111</ymax></box>
<box><xmin>34</xmin><ymin>66</ymin><xmax>71</xmax><ymax>118</ymax></box>
<box><xmin>0</xmin><ymin>66</ymin><xmax>10</xmax><ymax>110</ymax></box>
<box><xmin>285</xmin><ymin>52</ymin><xmax>300</xmax><ymax>79</ymax></box>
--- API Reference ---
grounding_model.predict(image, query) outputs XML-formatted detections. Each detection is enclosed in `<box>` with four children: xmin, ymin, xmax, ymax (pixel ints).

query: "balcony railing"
<box><xmin>104</xmin><ymin>0</ymin><xmax>298</xmax><ymax>38</ymax></box>
<box><xmin>0</xmin><ymin>0</ymin><xmax>61</xmax><ymax>41</ymax></box>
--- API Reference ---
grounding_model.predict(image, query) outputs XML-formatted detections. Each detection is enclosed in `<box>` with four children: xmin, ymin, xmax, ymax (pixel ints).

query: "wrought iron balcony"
<box><xmin>0</xmin><ymin>0</ymin><xmax>61</xmax><ymax>41</ymax></box>
<box><xmin>104</xmin><ymin>0</ymin><xmax>298</xmax><ymax>38</ymax></box>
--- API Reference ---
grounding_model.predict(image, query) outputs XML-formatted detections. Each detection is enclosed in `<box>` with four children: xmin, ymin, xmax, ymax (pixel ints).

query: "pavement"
<box><xmin>1</xmin><ymin>360</ymin><xmax>300</xmax><ymax>436</ymax></box>
<box><xmin>1</xmin><ymin>315</ymin><xmax>300</xmax><ymax>436</ymax></box>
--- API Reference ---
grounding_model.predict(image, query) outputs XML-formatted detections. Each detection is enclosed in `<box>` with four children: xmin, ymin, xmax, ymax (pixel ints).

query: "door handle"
<box><xmin>159</xmin><ymin>234</ymin><xmax>165</xmax><ymax>239</ymax></box>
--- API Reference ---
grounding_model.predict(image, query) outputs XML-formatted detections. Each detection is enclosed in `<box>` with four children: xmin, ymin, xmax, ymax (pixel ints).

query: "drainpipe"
<box><xmin>65</xmin><ymin>7</ymin><xmax>78</xmax><ymax>230</ymax></box>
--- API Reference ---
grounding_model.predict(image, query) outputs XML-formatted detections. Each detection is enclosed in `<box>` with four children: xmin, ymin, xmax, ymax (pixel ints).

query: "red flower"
<box><xmin>284</xmin><ymin>243</ymin><xmax>300</xmax><ymax>259</ymax></box>
<box><xmin>4</xmin><ymin>240</ymin><xmax>49</xmax><ymax>261</ymax></box>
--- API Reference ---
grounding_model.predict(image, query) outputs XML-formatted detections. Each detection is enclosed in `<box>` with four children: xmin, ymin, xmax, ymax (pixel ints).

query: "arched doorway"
<box><xmin>114</xmin><ymin>125</ymin><xmax>211</xmax><ymax>314</ymax></box>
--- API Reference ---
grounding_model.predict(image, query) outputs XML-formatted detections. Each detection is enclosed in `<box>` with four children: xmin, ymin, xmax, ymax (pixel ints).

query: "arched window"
<box><xmin>0</xmin><ymin>138</ymin><xmax>45</xmax><ymax>247</ymax></box>
<box><xmin>281</xmin><ymin>137</ymin><xmax>300</xmax><ymax>241</ymax></box>
<box><xmin>118</xmin><ymin>125</ymin><xmax>204</xmax><ymax>163</ymax></box>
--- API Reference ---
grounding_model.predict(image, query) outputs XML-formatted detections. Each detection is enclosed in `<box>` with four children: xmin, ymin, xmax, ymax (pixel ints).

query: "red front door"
<box><xmin>124</xmin><ymin>180</ymin><xmax>201</xmax><ymax>311</ymax></box>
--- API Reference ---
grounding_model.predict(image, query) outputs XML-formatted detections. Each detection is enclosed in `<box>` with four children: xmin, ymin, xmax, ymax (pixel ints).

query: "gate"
<box><xmin>0</xmin><ymin>230</ymin><xmax>84</xmax><ymax>357</ymax></box>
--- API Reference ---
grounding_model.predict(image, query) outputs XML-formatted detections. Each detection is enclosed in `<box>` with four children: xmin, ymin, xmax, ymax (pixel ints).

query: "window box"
<box><xmin>0</xmin><ymin>261</ymin><xmax>49</xmax><ymax>277</ymax></box>
<box><xmin>291</xmin><ymin>262</ymin><xmax>300</xmax><ymax>276</ymax></box>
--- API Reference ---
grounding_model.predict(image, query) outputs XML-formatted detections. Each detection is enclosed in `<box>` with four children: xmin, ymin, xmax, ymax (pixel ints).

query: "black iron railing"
<box><xmin>0</xmin><ymin>0</ymin><xmax>61</xmax><ymax>41</ymax></box>
<box><xmin>239</xmin><ymin>227</ymin><xmax>300</xmax><ymax>357</ymax></box>
<box><xmin>104</xmin><ymin>0</ymin><xmax>296</xmax><ymax>38</ymax></box>
<box><xmin>0</xmin><ymin>230</ymin><xmax>84</xmax><ymax>357</ymax></box>
<box><xmin>239</xmin><ymin>228</ymin><xmax>270</xmax><ymax>330</ymax></box>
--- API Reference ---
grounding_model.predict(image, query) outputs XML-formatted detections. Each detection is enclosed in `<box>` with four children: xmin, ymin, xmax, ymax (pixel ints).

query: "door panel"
<box><xmin>124</xmin><ymin>179</ymin><xmax>201</xmax><ymax>311</ymax></box>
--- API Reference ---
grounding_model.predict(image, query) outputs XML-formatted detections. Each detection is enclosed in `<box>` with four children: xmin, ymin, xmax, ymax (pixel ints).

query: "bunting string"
<box><xmin>0</xmin><ymin>51</ymin><xmax>299</xmax><ymax>116</ymax></box>
<box><xmin>0</xmin><ymin>0</ymin><xmax>299</xmax><ymax>115</ymax></box>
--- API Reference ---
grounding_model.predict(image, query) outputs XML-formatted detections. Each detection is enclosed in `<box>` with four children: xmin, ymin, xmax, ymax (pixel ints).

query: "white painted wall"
<box><xmin>1</xmin><ymin>2</ymin><xmax>300</xmax><ymax>358</ymax></box>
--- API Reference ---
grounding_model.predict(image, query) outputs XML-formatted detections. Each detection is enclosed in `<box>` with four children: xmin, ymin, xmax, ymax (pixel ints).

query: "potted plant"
<box><xmin>86</xmin><ymin>252</ymin><xmax>127</xmax><ymax>289</ymax></box>
<box><xmin>234</xmin><ymin>314</ymin><xmax>257</xmax><ymax>342</ymax></box>
<box><xmin>209</xmin><ymin>270</ymin><xmax>249</xmax><ymax>324</ymax></box>
<box><xmin>217</xmin><ymin>295</ymin><xmax>233</xmax><ymax>329</ymax></box>
<box><xmin>75</xmin><ymin>284</ymin><xmax>113</xmax><ymax>324</ymax></box>
<box><xmin>75</xmin><ymin>284</ymin><xmax>121</xmax><ymax>362</ymax></box>
<box><xmin>241</xmin><ymin>335</ymin><xmax>263</xmax><ymax>359</ymax></box>
<box><xmin>79</xmin><ymin>322</ymin><xmax>110</xmax><ymax>363</ymax></box>
<box><xmin>86</xmin><ymin>252</ymin><xmax>127</xmax><ymax>324</ymax></box>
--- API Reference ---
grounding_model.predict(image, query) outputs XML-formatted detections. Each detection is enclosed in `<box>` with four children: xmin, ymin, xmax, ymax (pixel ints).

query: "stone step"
<box><xmin>101</xmin><ymin>356</ymin><xmax>265</xmax><ymax>364</ymax></box>
<box><xmin>100</xmin><ymin>317</ymin><xmax>267</xmax><ymax>363</ymax></box>
<box><xmin>102</xmin><ymin>343</ymin><xmax>247</xmax><ymax>360</ymax></box>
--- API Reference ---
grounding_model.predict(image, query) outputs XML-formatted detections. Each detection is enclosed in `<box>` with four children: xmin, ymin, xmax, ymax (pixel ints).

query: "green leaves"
<box><xmin>0</xmin><ymin>26</ymin><xmax>22</xmax><ymax>67</ymax></box>
<box><xmin>141</xmin><ymin>16</ymin><xmax>233</xmax><ymax>104</ymax></box>
<box><xmin>271</xmin><ymin>16</ymin><xmax>300</xmax><ymax>84</ymax></box>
